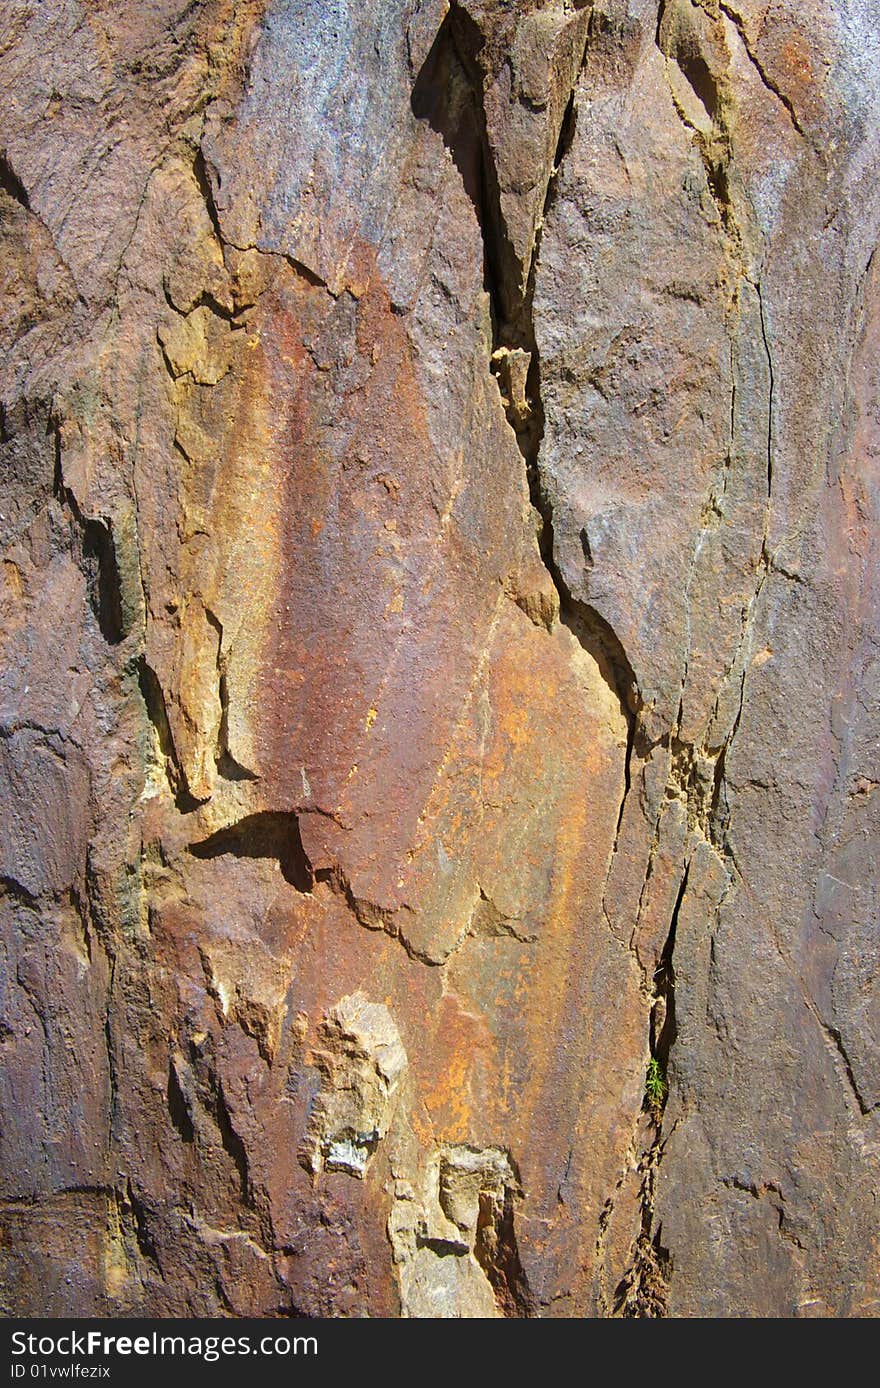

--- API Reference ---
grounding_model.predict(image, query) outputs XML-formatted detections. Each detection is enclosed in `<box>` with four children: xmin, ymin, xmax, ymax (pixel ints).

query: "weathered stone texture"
<box><xmin>0</xmin><ymin>0</ymin><xmax>877</xmax><ymax>1316</ymax></box>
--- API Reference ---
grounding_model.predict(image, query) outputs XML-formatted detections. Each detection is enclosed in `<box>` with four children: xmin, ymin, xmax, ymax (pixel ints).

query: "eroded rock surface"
<box><xmin>0</xmin><ymin>0</ymin><xmax>877</xmax><ymax>1316</ymax></box>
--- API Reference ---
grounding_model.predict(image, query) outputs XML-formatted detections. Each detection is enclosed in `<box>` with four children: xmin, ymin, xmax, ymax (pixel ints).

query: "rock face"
<box><xmin>0</xmin><ymin>0</ymin><xmax>877</xmax><ymax>1317</ymax></box>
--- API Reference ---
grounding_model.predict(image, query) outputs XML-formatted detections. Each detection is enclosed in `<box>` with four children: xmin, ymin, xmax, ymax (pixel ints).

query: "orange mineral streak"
<box><xmin>241</xmin><ymin>241</ymin><xmax>521</xmax><ymax>912</ymax></box>
<box><xmin>162</xmin><ymin>235</ymin><xmax>643</xmax><ymax>1304</ymax></box>
<box><xmin>418</xmin><ymin>993</ymin><xmax>488</xmax><ymax>1141</ymax></box>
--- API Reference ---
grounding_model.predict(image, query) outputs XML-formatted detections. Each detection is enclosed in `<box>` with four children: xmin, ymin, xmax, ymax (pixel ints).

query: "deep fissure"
<box><xmin>411</xmin><ymin>13</ymin><xmax>688</xmax><ymax>1318</ymax></box>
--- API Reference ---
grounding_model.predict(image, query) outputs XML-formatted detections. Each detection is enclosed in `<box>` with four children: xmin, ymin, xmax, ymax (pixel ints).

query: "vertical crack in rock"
<box><xmin>716</xmin><ymin>1</ymin><xmax>806</xmax><ymax>139</ymax></box>
<box><xmin>612</xmin><ymin>1129</ymin><xmax>673</xmax><ymax>1316</ymax></box>
<box><xmin>756</xmin><ymin>283</ymin><xmax>775</xmax><ymax>509</ymax></box>
<box><xmin>52</xmin><ymin>423</ymin><xmax>127</xmax><ymax>646</ymax></box>
<box><xmin>167</xmin><ymin>1056</ymin><xmax>195</xmax><ymax>1144</ymax></box>
<box><xmin>413</xmin><ymin>8</ymin><xmax>659</xmax><ymax>1316</ymax></box>
<box><xmin>4</xmin><ymin>0</ymin><xmax>876</xmax><ymax>1320</ymax></box>
<box><xmin>434</xmin><ymin>1</ymin><xmax>639</xmax><ymax>721</ymax></box>
<box><xmin>125</xmin><ymin>1181</ymin><xmax>162</xmax><ymax>1274</ymax></box>
<box><xmin>468</xmin><ymin>6</ymin><xmax>644</xmax><ymax>898</ymax></box>
<box><xmin>101</xmin><ymin>948</ymin><xmax>120</xmax><ymax>1157</ymax></box>
<box><xmin>169</xmin><ymin>1045</ymin><xmax>258</xmax><ymax>1217</ymax></box>
<box><xmin>606</xmin><ymin>2</ymin><xmax>791</xmax><ymax>1312</ymax></box>
<box><xmin>613</xmin><ymin>866</ymin><xmax>687</xmax><ymax>1316</ymax></box>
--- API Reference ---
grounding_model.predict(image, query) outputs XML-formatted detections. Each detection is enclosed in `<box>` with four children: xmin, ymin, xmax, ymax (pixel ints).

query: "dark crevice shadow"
<box><xmin>411</xmin><ymin>9</ymin><xmax>521</xmax><ymax>336</ymax></box>
<box><xmin>0</xmin><ymin>151</ymin><xmax>30</xmax><ymax>210</ymax></box>
<box><xmin>411</xmin><ymin>12</ymin><xmax>484</xmax><ymax>226</ymax></box>
<box><xmin>411</xmin><ymin>9</ymin><xmax>641</xmax><ymax>737</ymax></box>
<box><xmin>82</xmin><ymin>519</ymin><xmax>124</xmax><ymax>644</ymax></box>
<box><xmin>188</xmin><ymin>812</ymin><xmax>314</xmax><ymax>892</ymax></box>
<box><xmin>213</xmin><ymin>1078</ymin><xmax>251</xmax><ymax>1200</ymax></box>
<box><xmin>167</xmin><ymin>1060</ymin><xmax>195</xmax><ymax>1144</ymax></box>
<box><xmin>216</xmin><ymin>671</ymin><xmax>259</xmax><ymax>782</ymax></box>
<box><xmin>137</xmin><ymin>657</ymin><xmax>201</xmax><ymax>814</ymax></box>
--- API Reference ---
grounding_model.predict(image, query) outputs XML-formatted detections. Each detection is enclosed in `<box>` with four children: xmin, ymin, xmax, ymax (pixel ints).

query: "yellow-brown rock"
<box><xmin>0</xmin><ymin>0</ymin><xmax>878</xmax><ymax>1318</ymax></box>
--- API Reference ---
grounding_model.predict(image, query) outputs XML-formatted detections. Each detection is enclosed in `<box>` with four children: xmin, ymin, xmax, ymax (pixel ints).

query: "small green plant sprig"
<box><xmin>645</xmin><ymin>1056</ymin><xmax>667</xmax><ymax>1120</ymax></box>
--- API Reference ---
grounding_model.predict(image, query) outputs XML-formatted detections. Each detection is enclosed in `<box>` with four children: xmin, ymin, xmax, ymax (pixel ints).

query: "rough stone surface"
<box><xmin>0</xmin><ymin>0</ymin><xmax>877</xmax><ymax>1317</ymax></box>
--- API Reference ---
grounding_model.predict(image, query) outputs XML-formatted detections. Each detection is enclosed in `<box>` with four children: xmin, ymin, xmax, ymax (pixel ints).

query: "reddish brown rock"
<box><xmin>0</xmin><ymin>0</ymin><xmax>877</xmax><ymax>1317</ymax></box>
